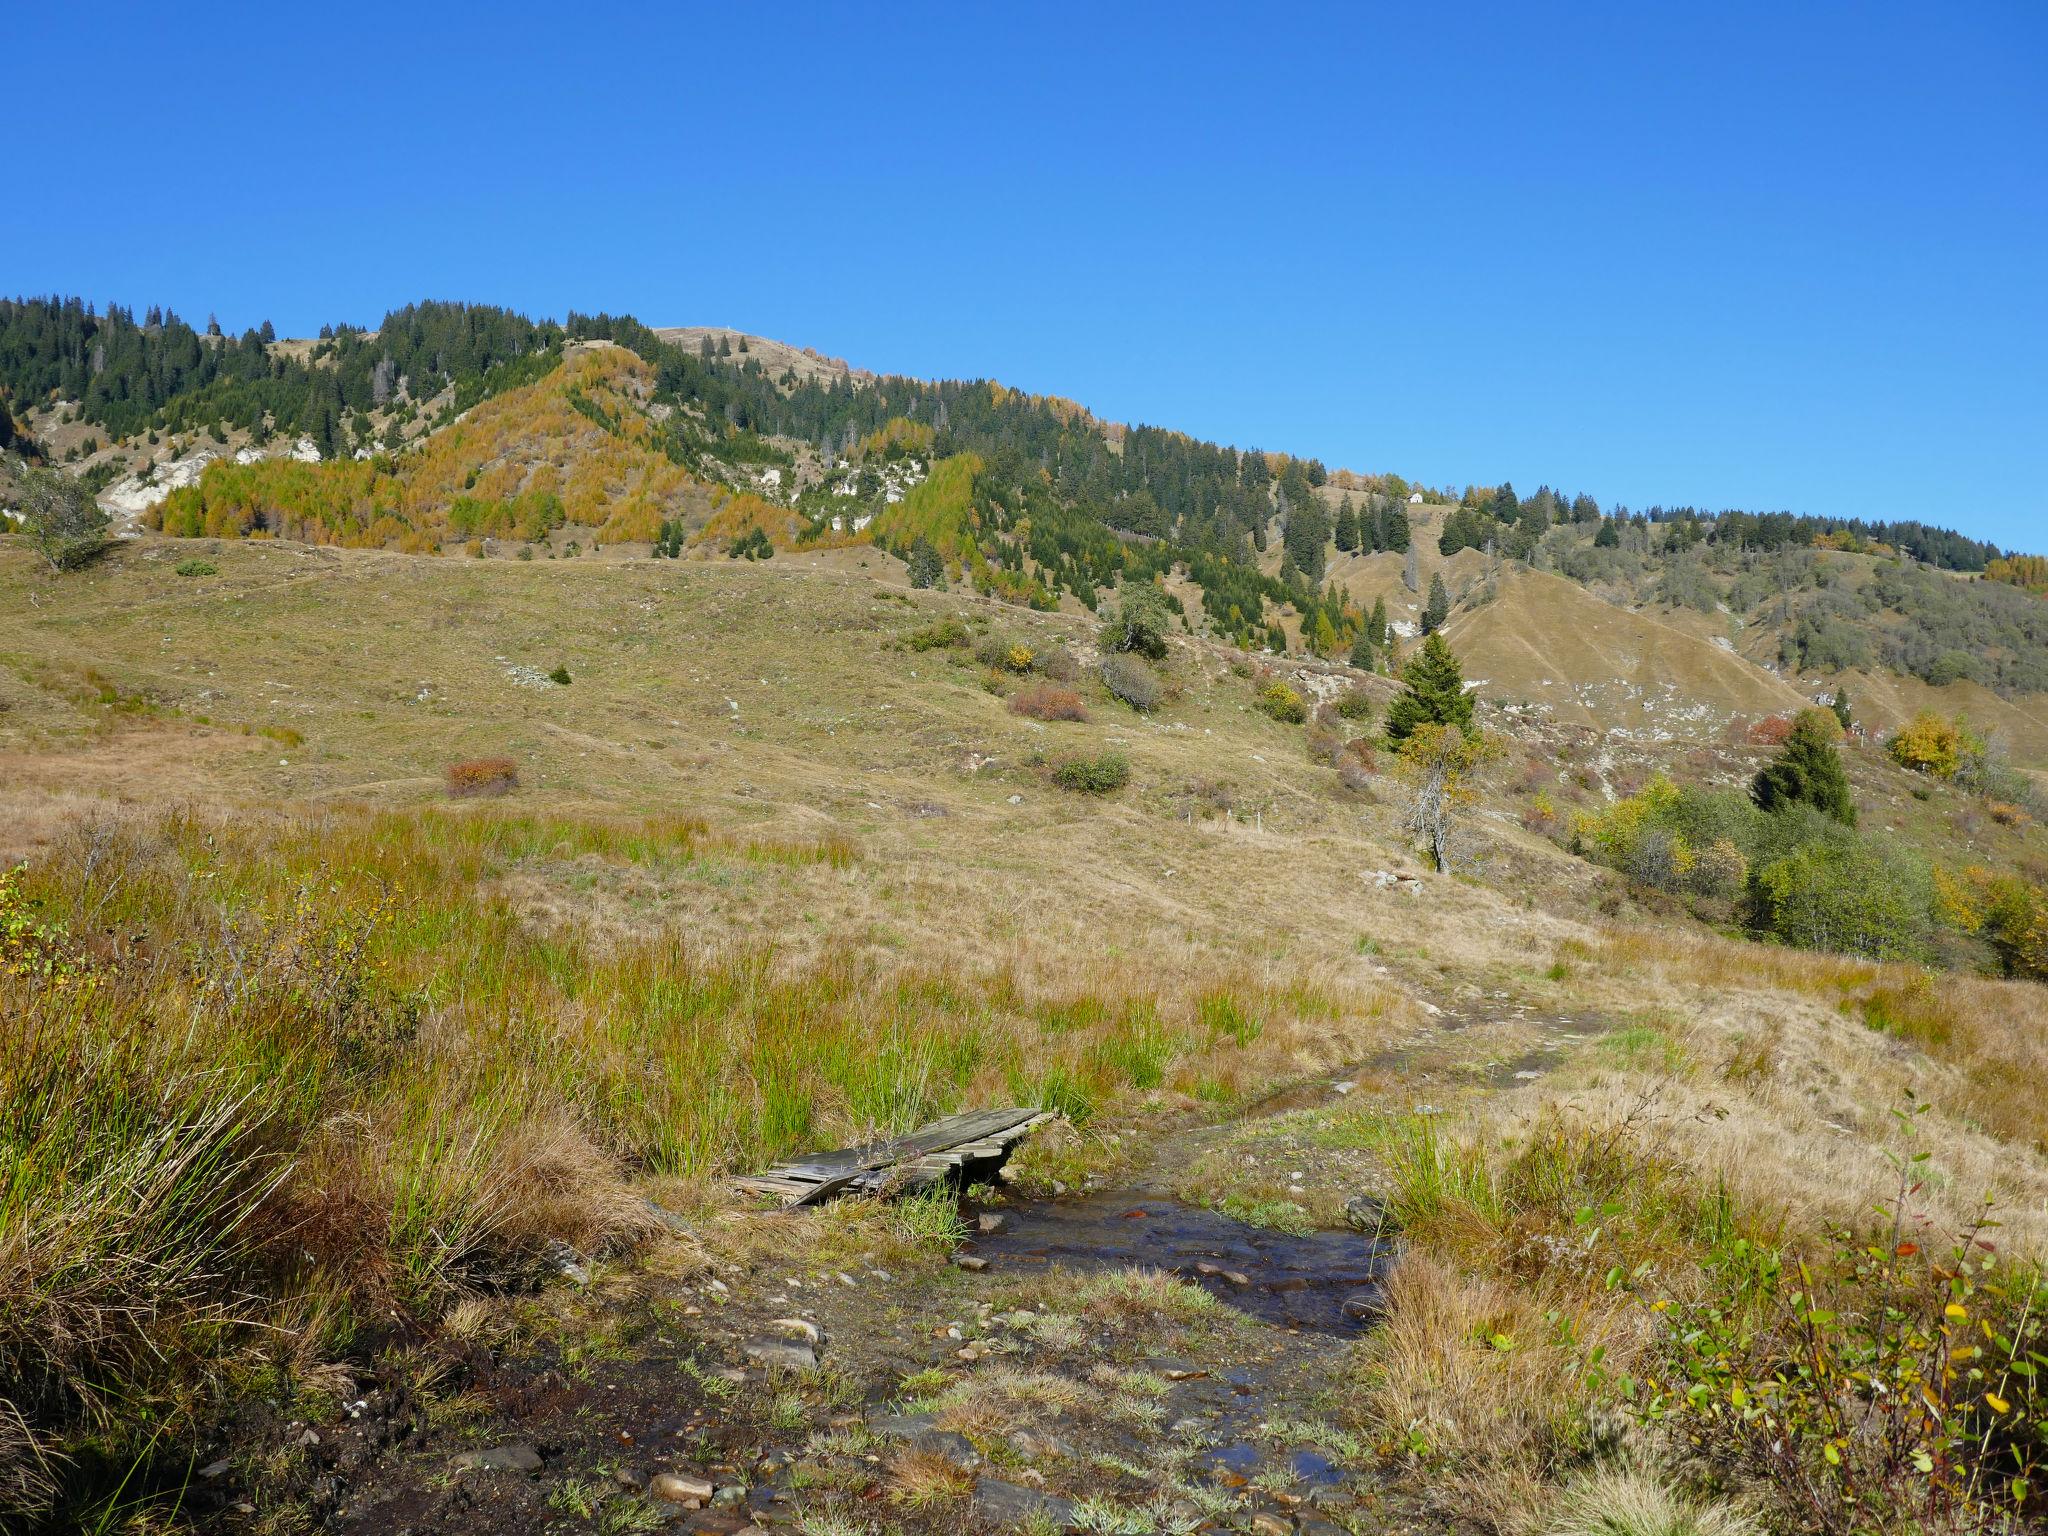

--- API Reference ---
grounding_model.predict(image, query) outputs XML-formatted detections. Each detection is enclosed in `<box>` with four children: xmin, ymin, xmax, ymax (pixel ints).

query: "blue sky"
<box><xmin>8</xmin><ymin>2</ymin><xmax>2043</xmax><ymax>548</ymax></box>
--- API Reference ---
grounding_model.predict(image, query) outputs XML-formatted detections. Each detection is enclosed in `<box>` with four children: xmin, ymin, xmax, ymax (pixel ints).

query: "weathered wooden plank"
<box><xmin>737</xmin><ymin>1106</ymin><xmax>1054</xmax><ymax>1208</ymax></box>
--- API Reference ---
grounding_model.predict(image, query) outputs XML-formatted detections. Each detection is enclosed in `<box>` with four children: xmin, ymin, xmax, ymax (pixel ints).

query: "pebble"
<box><xmin>451</xmin><ymin>1444</ymin><xmax>542</xmax><ymax>1474</ymax></box>
<box><xmin>953</xmin><ymin>1253</ymin><xmax>989</xmax><ymax>1272</ymax></box>
<box><xmin>976</xmin><ymin>1212</ymin><xmax>1008</xmax><ymax>1235</ymax></box>
<box><xmin>650</xmin><ymin>1470</ymin><xmax>716</xmax><ymax>1504</ymax></box>
<box><xmin>742</xmin><ymin>1337</ymin><xmax>817</xmax><ymax>1372</ymax></box>
<box><xmin>973</xmin><ymin>1477</ymin><xmax>1076</xmax><ymax>1527</ymax></box>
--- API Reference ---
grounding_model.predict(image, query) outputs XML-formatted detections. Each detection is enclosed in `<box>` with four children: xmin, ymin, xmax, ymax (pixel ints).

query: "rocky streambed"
<box><xmin>196</xmin><ymin>1008</ymin><xmax>1598</xmax><ymax>1535</ymax></box>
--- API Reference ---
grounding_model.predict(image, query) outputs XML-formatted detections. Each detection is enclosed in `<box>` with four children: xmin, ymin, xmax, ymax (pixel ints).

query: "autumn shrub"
<box><xmin>1009</xmin><ymin>684</ymin><xmax>1088</xmax><ymax>722</ymax></box>
<box><xmin>1746</xmin><ymin>837</ymin><xmax>1937</xmax><ymax>962</ymax></box>
<box><xmin>1050</xmin><ymin>751</ymin><xmax>1130</xmax><ymax>794</ymax></box>
<box><xmin>973</xmin><ymin>632</ymin><xmax>1034</xmax><ymax>672</ymax></box>
<box><xmin>1746</xmin><ymin>714</ymin><xmax>1794</xmax><ymax>747</ymax></box>
<box><xmin>445</xmin><ymin>757</ymin><xmax>520</xmax><ymax>797</ymax></box>
<box><xmin>1255</xmin><ymin>679</ymin><xmax>1307</xmax><ymax>724</ymax></box>
<box><xmin>1100</xmin><ymin>651</ymin><xmax>1161</xmax><ymax>712</ymax></box>
<box><xmin>1888</xmin><ymin>711</ymin><xmax>1970</xmax><ymax>778</ymax></box>
<box><xmin>1646</xmin><ymin>1161</ymin><xmax>2048</xmax><ymax>1533</ymax></box>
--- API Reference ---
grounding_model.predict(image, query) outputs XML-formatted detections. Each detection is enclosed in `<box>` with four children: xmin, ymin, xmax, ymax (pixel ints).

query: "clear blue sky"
<box><xmin>8</xmin><ymin>2</ymin><xmax>2043</xmax><ymax>548</ymax></box>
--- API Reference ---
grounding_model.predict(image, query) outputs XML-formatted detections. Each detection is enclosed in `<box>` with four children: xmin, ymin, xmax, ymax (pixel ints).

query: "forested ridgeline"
<box><xmin>6</xmin><ymin>295</ymin><xmax>2045</xmax><ymax>694</ymax></box>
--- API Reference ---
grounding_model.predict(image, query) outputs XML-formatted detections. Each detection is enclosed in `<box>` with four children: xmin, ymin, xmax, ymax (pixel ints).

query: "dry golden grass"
<box><xmin>884</xmin><ymin>1446</ymin><xmax>974</xmax><ymax>1508</ymax></box>
<box><xmin>1549</xmin><ymin>926</ymin><xmax>2048</xmax><ymax>1250</ymax></box>
<box><xmin>1358</xmin><ymin>1249</ymin><xmax>1641</xmax><ymax>1528</ymax></box>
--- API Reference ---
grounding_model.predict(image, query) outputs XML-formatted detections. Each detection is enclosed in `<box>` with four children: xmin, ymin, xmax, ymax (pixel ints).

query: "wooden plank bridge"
<box><xmin>734</xmin><ymin>1107</ymin><xmax>1056</xmax><ymax>1207</ymax></box>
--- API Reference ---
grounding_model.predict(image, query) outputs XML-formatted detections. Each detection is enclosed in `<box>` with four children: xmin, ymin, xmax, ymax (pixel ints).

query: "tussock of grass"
<box><xmin>1543</xmin><ymin>1467</ymin><xmax>1759</xmax><ymax>1536</ymax></box>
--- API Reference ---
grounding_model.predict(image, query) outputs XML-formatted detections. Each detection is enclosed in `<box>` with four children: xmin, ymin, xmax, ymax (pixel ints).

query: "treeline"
<box><xmin>1435</xmin><ymin>481</ymin><xmax>2007</xmax><ymax>572</ymax></box>
<box><xmin>0</xmin><ymin>297</ymin><xmax>560</xmax><ymax>457</ymax></box>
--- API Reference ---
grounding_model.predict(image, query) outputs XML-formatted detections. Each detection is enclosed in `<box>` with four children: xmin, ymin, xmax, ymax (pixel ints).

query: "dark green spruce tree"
<box><xmin>1421</xmin><ymin>573</ymin><xmax>1451</xmax><ymax>634</ymax></box>
<box><xmin>1385</xmin><ymin>633</ymin><xmax>1475</xmax><ymax>742</ymax></box>
<box><xmin>1752</xmin><ymin>709</ymin><xmax>1857</xmax><ymax>825</ymax></box>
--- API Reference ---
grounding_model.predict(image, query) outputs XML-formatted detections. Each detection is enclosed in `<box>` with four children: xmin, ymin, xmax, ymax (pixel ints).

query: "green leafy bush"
<box><xmin>173</xmin><ymin>558</ymin><xmax>217</xmax><ymax>577</ymax></box>
<box><xmin>1051</xmin><ymin>751</ymin><xmax>1130</xmax><ymax>794</ymax></box>
<box><xmin>1333</xmin><ymin>685</ymin><xmax>1375</xmax><ymax>722</ymax></box>
<box><xmin>1746</xmin><ymin>837</ymin><xmax>1936</xmax><ymax>962</ymax></box>
<box><xmin>1099</xmin><ymin>583</ymin><xmax>1175</xmax><ymax>660</ymax></box>
<box><xmin>905</xmin><ymin>618</ymin><xmax>969</xmax><ymax>652</ymax></box>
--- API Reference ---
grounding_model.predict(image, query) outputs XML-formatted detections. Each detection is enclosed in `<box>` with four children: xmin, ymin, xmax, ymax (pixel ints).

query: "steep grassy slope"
<box><xmin>1442</xmin><ymin>567</ymin><xmax>1809</xmax><ymax>732</ymax></box>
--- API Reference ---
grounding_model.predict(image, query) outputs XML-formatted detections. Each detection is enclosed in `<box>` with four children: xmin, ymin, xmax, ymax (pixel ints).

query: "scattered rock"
<box><xmin>198</xmin><ymin>1458</ymin><xmax>233</xmax><ymax>1480</ymax></box>
<box><xmin>742</xmin><ymin>1337</ymin><xmax>817</xmax><ymax>1372</ymax></box>
<box><xmin>953</xmin><ymin>1253</ymin><xmax>989</xmax><ymax>1272</ymax></box>
<box><xmin>650</xmin><ymin>1470</ymin><xmax>717</xmax><ymax>1504</ymax></box>
<box><xmin>1343</xmin><ymin>1194</ymin><xmax>1390</xmax><ymax>1233</ymax></box>
<box><xmin>868</xmin><ymin>1412</ymin><xmax>936</xmax><ymax>1441</ymax></box>
<box><xmin>973</xmin><ymin>1476</ymin><xmax>1077</xmax><ymax>1528</ymax></box>
<box><xmin>1251</xmin><ymin>1512</ymin><xmax>1295</xmax><ymax>1536</ymax></box>
<box><xmin>451</xmin><ymin>1444</ymin><xmax>543</xmax><ymax>1474</ymax></box>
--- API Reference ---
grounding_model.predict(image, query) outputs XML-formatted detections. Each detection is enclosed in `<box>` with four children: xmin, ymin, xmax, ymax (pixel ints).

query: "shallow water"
<box><xmin>967</xmin><ymin>1192</ymin><xmax>1390</xmax><ymax>1334</ymax></box>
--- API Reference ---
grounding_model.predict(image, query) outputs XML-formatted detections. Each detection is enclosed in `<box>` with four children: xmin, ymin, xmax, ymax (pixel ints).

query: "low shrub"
<box><xmin>1256</xmin><ymin>680</ymin><xmax>1307</xmax><ymax>724</ymax></box>
<box><xmin>1036</xmin><ymin>644</ymin><xmax>1080</xmax><ymax>683</ymax></box>
<box><xmin>173</xmin><ymin>558</ymin><xmax>217</xmax><ymax>577</ymax></box>
<box><xmin>1051</xmin><ymin>751</ymin><xmax>1130</xmax><ymax>794</ymax></box>
<box><xmin>548</xmin><ymin>665</ymin><xmax>572</xmax><ymax>686</ymax></box>
<box><xmin>1099</xmin><ymin>652</ymin><xmax>1161</xmax><ymax>712</ymax></box>
<box><xmin>973</xmin><ymin>632</ymin><xmax>1034</xmax><ymax>672</ymax></box>
<box><xmin>905</xmin><ymin>618</ymin><xmax>969</xmax><ymax>652</ymax></box>
<box><xmin>445</xmin><ymin>758</ymin><xmax>520</xmax><ymax>797</ymax></box>
<box><xmin>1010</xmin><ymin>684</ymin><xmax>1088</xmax><ymax>722</ymax></box>
<box><xmin>1333</xmin><ymin>684</ymin><xmax>1375</xmax><ymax>722</ymax></box>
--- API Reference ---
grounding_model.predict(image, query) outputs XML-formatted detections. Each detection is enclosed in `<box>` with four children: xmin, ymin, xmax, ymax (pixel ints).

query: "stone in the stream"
<box><xmin>742</xmin><ymin>1337</ymin><xmax>816</xmax><ymax>1371</ymax></box>
<box><xmin>451</xmin><ymin>1443</ymin><xmax>543</xmax><ymax>1474</ymax></box>
<box><xmin>977</xmin><ymin>1212</ymin><xmax>1008</xmax><ymax>1235</ymax></box>
<box><xmin>1343</xmin><ymin>1194</ymin><xmax>1389</xmax><ymax>1232</ymax></box>
<box><xmin>650</xmin><ymin>1470</ymin><xmax>716</xmax><ymax>1504</ymax></box>
<box><xmin>953</xmin><ymin>1253</ymin><xmax>989</xmax><ymax>1272</ymax></box>
<box><xmin>974</xmin><ymin>1477</ymin><xmax>1077</xmax><ymax>1528</ymax></box>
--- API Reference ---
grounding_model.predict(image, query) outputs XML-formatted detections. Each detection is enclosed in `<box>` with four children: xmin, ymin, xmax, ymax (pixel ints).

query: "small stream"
<box><xmin>967</xmin><ymin>1193</ymin><xmax>1390</xmax><ymax>1334</ymax></box>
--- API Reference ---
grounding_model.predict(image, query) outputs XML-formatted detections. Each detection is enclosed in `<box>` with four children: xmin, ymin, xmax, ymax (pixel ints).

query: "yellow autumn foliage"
<box><xmin>152</xmin><ymin>348</ymin><xmax>711</xmax><ymax>551</ymax></box>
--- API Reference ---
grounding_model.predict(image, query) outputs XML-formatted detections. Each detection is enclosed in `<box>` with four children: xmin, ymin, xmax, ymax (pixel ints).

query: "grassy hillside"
<box><xmin>6</xmin><ymin>537</ymin><xmax>2048</xmax><ymax>1532</ymax></box>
